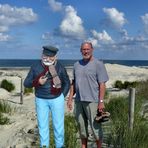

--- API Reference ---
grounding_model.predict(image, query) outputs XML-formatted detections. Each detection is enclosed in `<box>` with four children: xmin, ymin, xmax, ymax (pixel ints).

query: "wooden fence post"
<box><xmin>128</xmin><ymin>87</ymin><xmax>135</xmax><ymax>131</ymax></box>
<box><xmin>20</xmin><ymin>77</ymin><xmax>24</xmax><ymax>104</ymax></box>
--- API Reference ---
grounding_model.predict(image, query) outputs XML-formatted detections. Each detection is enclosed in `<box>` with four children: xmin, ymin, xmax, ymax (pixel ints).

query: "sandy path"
<box><xmin>0</xmin><ymin>94</ymin><xmax>37</xmax><ymax>148</ymax></box>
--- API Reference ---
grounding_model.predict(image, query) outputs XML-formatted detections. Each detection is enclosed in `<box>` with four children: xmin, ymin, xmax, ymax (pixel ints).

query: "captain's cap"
<box><xmin>42</xmin><ymin>45</ymin><xmax>59</xmax><ymax>56</ymax></box>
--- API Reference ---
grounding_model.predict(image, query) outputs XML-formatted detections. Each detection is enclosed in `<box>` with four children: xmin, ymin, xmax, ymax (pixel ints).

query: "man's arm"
<box><xmin>24</xmin><ymin>67</ymin><xmax>34</xmax><ymax>88</ymax></box>
<box><xmin>67</xmin><ymin>80</ymin><xmax>75</xmax><ymax>111</ymax></box>
<box><xmin>61</xmin><ymin>66</ymin><xmax>70</xmax><ymax>97</ymax></box>
<box><xmin>98</xmin><ymin>82</ymin><xmax>106</xmax><ymax>112</ymax></box>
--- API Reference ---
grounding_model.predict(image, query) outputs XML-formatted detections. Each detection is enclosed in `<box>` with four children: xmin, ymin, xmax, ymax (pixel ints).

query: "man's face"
<box><xmin>42</xmin><ymin>54</ymin><xmax>55</xmax><ymax>61</ymax></box>
<box><xmin>42</xmin><ymin>54</ymin><xmax>56</xmax><ymax>66</ymax></box>
<box><xmin>81</xmin><ymin>43</ymin><xmax>93</xmax><ymax>60</ymax></box>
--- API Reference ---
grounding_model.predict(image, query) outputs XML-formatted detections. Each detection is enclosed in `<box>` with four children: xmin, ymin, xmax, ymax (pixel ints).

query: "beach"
<box><xmin>0</xmin><ymin>64</ymin><xmax>148</xmax><ymax>147</ymax></box>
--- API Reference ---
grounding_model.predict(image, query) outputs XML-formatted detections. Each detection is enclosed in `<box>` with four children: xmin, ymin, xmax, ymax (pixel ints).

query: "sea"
<box><xmin>0</xmin><ymin>59</ymin><xmax>148</xmax><ymax>68</ymax></box>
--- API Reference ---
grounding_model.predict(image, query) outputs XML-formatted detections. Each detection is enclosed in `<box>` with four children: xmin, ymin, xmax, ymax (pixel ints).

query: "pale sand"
<box><xmin>0</xmin><ymin>64</ymin><xmax>148</xmax><ymax>147</ymax></box>
<box><xmin>105</xmin><ymin>64</ymin><xmax>148</xmax><ymax>88</ymax></box>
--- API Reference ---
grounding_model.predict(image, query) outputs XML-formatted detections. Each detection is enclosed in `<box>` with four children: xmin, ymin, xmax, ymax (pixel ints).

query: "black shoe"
<box><xmin>94</xmin><ymin>110</ymin><xmax>110</xmax><ymax>123</ymax></box>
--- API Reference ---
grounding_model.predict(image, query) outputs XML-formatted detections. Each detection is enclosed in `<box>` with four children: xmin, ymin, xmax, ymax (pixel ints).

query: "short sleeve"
<box><xmin>96</xmin><ymin>60</ymin><xmax>109</xmax><ymax>83</ymax></box>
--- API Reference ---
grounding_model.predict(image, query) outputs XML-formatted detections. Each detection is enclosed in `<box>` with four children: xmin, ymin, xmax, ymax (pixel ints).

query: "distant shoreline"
<box><xmin>0</xmin><ymin>64</ymin><xmax>148</xmax><ymax>70</ymax></box>
<box><xmin>0</xmin><ymin>59</ymin><xmax>148</xmax><ymax>67</ymax></box>
<box><xmin>0</xmin><ymin>67</ymin><xmax>30</xmax><ymax>70</ymax></box>
<box><xmin>0</xmin><ymin>66</ymin><xmax>74</xmax><ymax>70</ymax></box>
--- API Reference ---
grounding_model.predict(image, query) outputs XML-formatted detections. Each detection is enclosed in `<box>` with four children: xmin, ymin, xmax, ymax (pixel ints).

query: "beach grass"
<box><xmin>0</xmin><ymin>100</ymin><xmax>12</xmax><ymax>125</ymax></box>
<box><xmin>49</xmin><ymin>114</ymin><xmax>79</xmax><ymax>148</ymax></box>
<box><xmin>104</xmin><ymin>80</ymin><xmax>148</xmax><ymax>148</ymax></box>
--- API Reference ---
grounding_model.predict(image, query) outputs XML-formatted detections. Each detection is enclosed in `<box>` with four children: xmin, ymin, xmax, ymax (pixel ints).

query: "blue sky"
<box><xmin>0</xmin><ymin>0</ymin><xmax>148</xmax><ymax>60</ymax></box>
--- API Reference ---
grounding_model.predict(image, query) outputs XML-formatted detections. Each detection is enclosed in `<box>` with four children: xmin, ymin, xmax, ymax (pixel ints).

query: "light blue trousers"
<box><xmin>35</xmin><ymin>94</ymin><xmax>65</xmax><ymax>148</ymax></box>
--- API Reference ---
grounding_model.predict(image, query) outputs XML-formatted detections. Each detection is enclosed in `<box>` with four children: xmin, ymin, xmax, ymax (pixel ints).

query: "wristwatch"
<box><xmin>100</xmin><ymin>99</ymin><xmax>103</xmax><ymax>103</ymax></box>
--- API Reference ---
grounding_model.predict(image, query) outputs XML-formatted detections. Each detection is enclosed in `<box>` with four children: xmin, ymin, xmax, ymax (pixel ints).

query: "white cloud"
<box><xmin>42</xmin><ymin>32</ymin><xmax>51</xmax><ymax>40</ymax></box>
<box><xmin>0</xmin><ymin>26</ymin><xmax>8</xmax><ymax>32</ymax></box>
<box><xmin>119</xmin><ymin>29</ymin><xmax>128</xmax><ymax>38</ymax></box>
<box><xmin>0</xmin><ymin>4</ymin><xmax>38</xmax><ymax>42</ymax></box>
<box><xmin>87</xmin><ymin>38</ymin><xmax>100</xmax><ymax>48</ymax></box>
<box><xmin>91</xmin><ymin>30</ymin><xmax>113</xmax><ymax>43</ymax></box>
<box><xmin>59</xmin><ymin>5</ymin><xmax>85</xmax><ymax>39</ymax></box>
<box><xmin>141</xmin><ymin>13</ymin><xmax>148</xmax><ymax>34</ymax></box>
<box><xmin>48</xmin><ymin>0</ymin><xmax>63</xmax><ymax>12</ymax></box>
<box><xmin>0</xmin><ymin>4</ymin><xmax>37</xmax><ymax>28</ymax></box>
<box><xmin>141</xmin><ymin>13</ymin><xmax>148</xmax><ymax>25</ymax></box>
<box><xmin>119</xmin><ymin>29</ymin><xmax>134</xmax><ymax>41</ymax></box>
<box><xmin>87</xmin><ymin>30</ymin><xmax>113</xmax><ymax>48</ymax></box>
<box><xmin>0</xmin><ymin>33</ymin><xmax>10</xmax><ymax>41</ymax></box>
<box><xmin>103</xmin><ymin>7</ymin><xmax>127</xmax><ymax>28</ymax></box>
<box><xmin>134</xmin><ymin>36</ymin><xmax>148</xmax><ymax>49</ymax></box>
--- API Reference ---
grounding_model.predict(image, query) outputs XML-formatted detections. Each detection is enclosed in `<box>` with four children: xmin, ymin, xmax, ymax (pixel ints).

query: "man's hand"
<box><xmin>38</xmin><ymin>76</ymin><xmax>48</xmax><ymax>85</ymax></box>
<box><xmin>98</xmin><ymin>102</ymin><xmax>105</xmax><ymax>112</ymax></box>
<box><xmin>98</xmin><ymin>82</ymin><xmax>106</xmax><ymax>112</ymax></box>
<box><xmin>67</xmin><ymin>98</ymin><xmax>73</xmax><ymax>112</ymax></box>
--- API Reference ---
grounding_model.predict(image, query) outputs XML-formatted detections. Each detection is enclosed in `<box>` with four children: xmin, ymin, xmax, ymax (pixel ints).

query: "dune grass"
<box><xmin>0</xmin><ymin>100</ymin><xmax>12</xmax><ymax>125</ymax></box>
<box><xmin>104</xmin><ymin>80</ymin><xmax>148</xmax><ymax>148</ymax></box>
<box><xmin>49</xmin><ymin>114</ymin><xmax>79</xmax><ymax>148</ymax></box>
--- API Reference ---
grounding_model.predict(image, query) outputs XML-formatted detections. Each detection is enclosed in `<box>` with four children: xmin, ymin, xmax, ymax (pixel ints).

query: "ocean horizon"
<box><xmin>0</xmin><ymin>59</ymin><xmax>147</xmax><ymax>68</ymax></box>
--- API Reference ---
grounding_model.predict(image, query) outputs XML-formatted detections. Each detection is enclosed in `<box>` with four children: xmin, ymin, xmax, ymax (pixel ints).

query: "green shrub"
<box><xmin>0</xmin><ymin>79</ymin><xmax>15</xmax><ymax>92</ymax></box>
<box><xmin>123</xmin><ymin>81</ymin><xmax>131</xmax><ymax>89</ymax></box>
<box><xmin>131</xmin><ymin>81</ymin><xmax>139</xmax><ymax>88</ymax></box>
<box><xmin>114</xmin><ymin>80</ymin><xmax>139</xmax><ymax>89</ymax></box>
<box><xmin>24</xmin><ymin>87</ymin><xmax>33</xmax><ymax>94</ymax></box>
<box><xmin>123</xmin><ymin>81</ymin><xmax>138</xmax><ymax>89</ymax></box>
<box><xmin>114</xmin><ymin>80</ymin><xmax>123</xmax><ymax>89</ymax></box>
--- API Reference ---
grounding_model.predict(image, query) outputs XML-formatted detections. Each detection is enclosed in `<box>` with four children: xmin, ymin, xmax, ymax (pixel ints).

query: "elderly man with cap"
<box><xmin>24</xmin><ymin>45</ymin><xmax>70</xmax><ymax>148</ymax></box>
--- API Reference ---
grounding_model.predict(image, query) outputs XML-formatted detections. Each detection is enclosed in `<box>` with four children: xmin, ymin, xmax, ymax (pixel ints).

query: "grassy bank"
<box><xmin>104</xmin><ymin>80</ymin><xmax>148</xmax><ymax>148</ymax></box>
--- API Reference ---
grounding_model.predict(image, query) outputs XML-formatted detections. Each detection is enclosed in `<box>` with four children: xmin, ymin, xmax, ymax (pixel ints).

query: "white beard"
<box><xmin>42</xmin><ymin>55</ymin><xmax>57</xmax><ymax>66</ymax></box>
<box><xmin>42</xmin><ymin>59</ymin><xmax>55</xmax><ymax>66</ymax></box>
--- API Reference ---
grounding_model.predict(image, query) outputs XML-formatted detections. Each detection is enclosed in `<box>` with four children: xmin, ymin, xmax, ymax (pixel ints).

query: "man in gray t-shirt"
<box><xmin>74</xmin><ymin>58</ymin><xmax>108</xmax><ymax>102</ymax></box>
<box><xmin>67</xmin><ymin>42</ymin><xmax>109</xmax><ymax>148</ymax></box>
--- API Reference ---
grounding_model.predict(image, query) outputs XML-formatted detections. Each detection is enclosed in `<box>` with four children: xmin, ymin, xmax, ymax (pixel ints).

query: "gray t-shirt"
<box><xmin>73</xmin><ymin>58</ymin><xmax>109</xmax><ymax>102</ymax></box>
